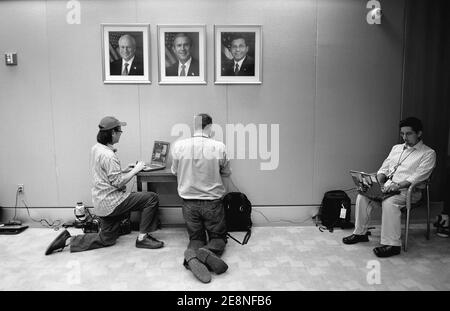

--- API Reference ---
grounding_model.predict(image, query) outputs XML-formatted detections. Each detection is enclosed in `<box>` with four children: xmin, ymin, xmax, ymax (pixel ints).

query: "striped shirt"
<box><xmin>90</xmin><ymin>143</ymin><xmax>130</xmax><ymax>216</ymax></box>
<box><xmin>377</xmin><ymin>140</ymin><xmax>436</xmax><ymax>186</ymax></box>
<box><xmin>171</xmin><ymin>135</ymin><xmax>231</xmax><ymax>200</ymax></box>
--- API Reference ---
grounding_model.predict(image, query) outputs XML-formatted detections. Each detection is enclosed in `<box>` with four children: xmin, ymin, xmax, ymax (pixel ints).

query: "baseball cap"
<box><xmin>98</xmin><ymin>116</ymin><xmax>127</xmax><ymax>131</ymax></box>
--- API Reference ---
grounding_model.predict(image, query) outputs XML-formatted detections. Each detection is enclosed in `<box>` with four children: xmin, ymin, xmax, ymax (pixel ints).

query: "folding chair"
<box><xmin>403</xmin><ymin>179</ymin><xmax>431</xmax><ymax>252</ymax></box>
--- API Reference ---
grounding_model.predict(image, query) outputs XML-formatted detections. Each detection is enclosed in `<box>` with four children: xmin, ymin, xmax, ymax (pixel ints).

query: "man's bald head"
<box><xmin>118</xmin><ymin>34</ymin><xmax>137</xmax><ymax>61</ymax></box>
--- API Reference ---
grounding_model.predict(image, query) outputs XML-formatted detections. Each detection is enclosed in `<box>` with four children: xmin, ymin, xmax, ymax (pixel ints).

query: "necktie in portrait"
<box><xmin>180</xmin><ymin>64</ymin><xmax>186</xmax><ymax>76</ymax></box>
<box><xmin>122</xmin><ymin>63</ymin><xmax>129</xmax><ymax>76</ymax></box>
<box><xmin>234</xmin><ymin>63</ymin><xmax>239</xmax><ymax>75</ymax></box>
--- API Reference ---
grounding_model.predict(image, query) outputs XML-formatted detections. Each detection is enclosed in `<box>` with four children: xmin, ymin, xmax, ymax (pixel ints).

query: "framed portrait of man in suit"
<box><xmin>101</xmin><ymin>24</ymin><xmax>151</xmax><ymax>84</ymax></box>
<box><xmin>157</xmin><ymin>25</ymin><xmax>206</xmax><ymax>85</ymax></box>
<box><xmin>214</xmin><ymin>25</ymin><xmax>262</xmax><ymax>84</ymax></box>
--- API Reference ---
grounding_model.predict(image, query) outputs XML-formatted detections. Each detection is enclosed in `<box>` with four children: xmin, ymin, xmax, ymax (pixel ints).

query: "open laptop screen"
<box><xmin>151</xmin><ymin>141</ymin><xmax>170</xmax><ymax>166</ymax></box>
<box><xmin>349</xmin><ymin>170</ymin><xmax>399</xmax><ymax>201</ymax></box>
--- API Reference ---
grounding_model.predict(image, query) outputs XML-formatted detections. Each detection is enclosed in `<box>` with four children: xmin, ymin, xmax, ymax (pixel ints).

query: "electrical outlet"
<box><xmin>17</xmin><ymin>184</ymin><xmax>24</xmax><ymax>192</ymax></box>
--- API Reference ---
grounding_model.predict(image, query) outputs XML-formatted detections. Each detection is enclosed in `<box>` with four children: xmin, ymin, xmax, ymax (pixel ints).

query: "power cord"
<box><xmin>252</xmin><ymin>209</ymin><xmax>314</xmax><ymax>226</ymax></box>
<box><xmin>11</xmin><ymin>188</ymin><xmax>63</xmax><ymax>230</ymax></box>
<box><xmin>21</xmin><ymin>197</ymin><xmax>63</xmax><ymax>230</ymax></box>
<box><xmin>10</xmin><ymin>189</ymin><xmax>20</xmax><ymax>224</ymax></box>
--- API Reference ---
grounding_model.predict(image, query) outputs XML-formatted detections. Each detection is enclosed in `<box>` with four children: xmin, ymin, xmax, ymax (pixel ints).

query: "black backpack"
<box><xmin>318</xmin><ymin>190</ymin><xmax>354</xmax><ymax>232</ymax></box>
<box><xmin>222</xmin><ymin>192</ymin><xmax>252</xmax><ymax>245</ymax></box>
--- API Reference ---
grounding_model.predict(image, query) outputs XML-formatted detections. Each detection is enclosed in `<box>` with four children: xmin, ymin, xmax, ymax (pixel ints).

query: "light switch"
<box><xmin>5</xmin><ymin>53</ymin><xmax>18</xmax><ymax>65</ymax></box>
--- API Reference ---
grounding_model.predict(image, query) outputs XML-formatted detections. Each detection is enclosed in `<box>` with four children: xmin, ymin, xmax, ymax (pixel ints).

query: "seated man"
<box><xmin>343</xmin><ymin>117</ymin><xmax>436</xmax><ymax>257</ymax></box>
<box><xmin>45</xmin><ymin>116</ymin><xmax>164</xmax><ymax>255</ymax></box>
<box><xmin>171</xmin><ymin>113</ymin><xmax>230</xmax><ymax>283</ymax></box>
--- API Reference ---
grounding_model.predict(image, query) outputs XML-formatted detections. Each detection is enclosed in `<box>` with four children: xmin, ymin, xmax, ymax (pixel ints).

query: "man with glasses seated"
<box><xmin>343</xmin><ymin>117</ymin><xmax>436</xmax><ymax>257</ymax></box>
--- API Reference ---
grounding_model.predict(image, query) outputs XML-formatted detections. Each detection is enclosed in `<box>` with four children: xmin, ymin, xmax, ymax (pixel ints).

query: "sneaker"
<box><xmin>435</xmin><ymin>214</ymin><xmax>449</xmax><ymax>238</ymax></box>
<box><xmin>437</xmin><ymin>226</ymin><xmax>449</xmax><ymax>238</ymax></box>
<box><xmin>135</xmin><ymin>234</ymin><xmax>164</xmax><ymax>249</ymax></box>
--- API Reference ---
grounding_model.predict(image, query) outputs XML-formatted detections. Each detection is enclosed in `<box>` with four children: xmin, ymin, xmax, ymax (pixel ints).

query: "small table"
<box><xmin>136</xmin><ymin>168</ymin><xmax>177</xmax><ymax>192</ymax></box>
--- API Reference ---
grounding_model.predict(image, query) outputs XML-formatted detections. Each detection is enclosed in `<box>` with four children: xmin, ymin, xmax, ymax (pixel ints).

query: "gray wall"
<box><xmin>0</xmin><ymin>0</ymin><xmax>404</xmax><ymax>213</ymax></box>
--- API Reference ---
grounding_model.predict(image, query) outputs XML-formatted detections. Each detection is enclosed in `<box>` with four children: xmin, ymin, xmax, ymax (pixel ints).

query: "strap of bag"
<box><xmin>224</xmin><ymin>176</ymin><xmax>241</xmax><ymax>193</ymax></box>
<box><xmin>227</xmin><ymin>229</ymin><xmax>251</xmax><ymax>245</ymax></box>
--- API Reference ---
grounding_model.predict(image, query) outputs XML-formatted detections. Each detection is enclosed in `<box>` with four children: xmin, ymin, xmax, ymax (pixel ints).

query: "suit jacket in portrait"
<box><xmin>221</xmin><ymin>56</ymin><xmax>255</xmax><ymax>76</ymax></box>
<box><xmin>110</xmin><ymin>56</ymin><xmax>144</xmax><ymax>76</ymax></box>
<box><xmin>165</xmin><ymin>58</ymin><xmax>199</xmax><ymax>77</ymax></box>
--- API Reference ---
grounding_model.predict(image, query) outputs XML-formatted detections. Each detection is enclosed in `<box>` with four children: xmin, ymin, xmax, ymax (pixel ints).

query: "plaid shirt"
<box><xmin>90</xmin><ymin>143</ymin><xmax>130</xmax><ymax>216</ymax></box>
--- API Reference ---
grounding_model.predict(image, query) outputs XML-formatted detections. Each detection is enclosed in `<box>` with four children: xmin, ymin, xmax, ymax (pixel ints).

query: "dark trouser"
<box><xmin>70</xmin><ymin>192</ymin><xmax>160</xmax><ymax>253</ymax></box>
<box><xmin>182</xmin><ymin>199</ymin><xmax>227</xmax><ymax>268</ymax></box>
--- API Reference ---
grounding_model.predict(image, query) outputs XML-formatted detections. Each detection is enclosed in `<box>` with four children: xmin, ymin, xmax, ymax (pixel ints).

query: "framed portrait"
<box><xmin>214</xmin><ymin>25</ymin><xmax>262</xmax><ymax>84</ymax></box>
<box><xmin>101</xmin><ymin>24</ymin><xmax>151</xmax><ymax>84</ymax></box>
<box><xmin>157</xmin><ymin>25</ymin><xmax>206</xmax><ymax>84</ymax></box>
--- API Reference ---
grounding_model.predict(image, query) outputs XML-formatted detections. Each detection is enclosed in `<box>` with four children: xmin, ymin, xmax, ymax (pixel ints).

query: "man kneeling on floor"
<box><xmin>171</xmin><ymin>113</ymin><xmax>230</xmax><ymax>283</ymax></box>
<box><xmin>343</xmin><ymin>117</ymin><xmax>435</xmax><ymax>257</ymax></box>
<box><xmin>45</xmin><ymin>116</ymin><xmax>164</xmax><ymax>255</ymax></box>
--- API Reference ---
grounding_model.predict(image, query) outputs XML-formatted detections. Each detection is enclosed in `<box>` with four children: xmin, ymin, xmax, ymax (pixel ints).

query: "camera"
<box><xmin>82</xmin><ymin>217</ymin><xmax>100</xmax><ymax>233</ymax></box>
<box><xmin>81</xmin><ymin>213</ymin><xmax>131</xmax><ymax>236</ymax></box>
<box><xmin>72</xmin><ymin>204</ymin><xmax>131</xmax><ymax>236</ymax></box>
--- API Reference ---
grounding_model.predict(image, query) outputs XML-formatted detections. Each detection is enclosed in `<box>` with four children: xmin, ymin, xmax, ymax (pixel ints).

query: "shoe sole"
<box><xmin>187</xmin><ymin>258</ymin><xmax>211</xmax><ymax>283</ymax></box>
<box><xmin>197</xmin><ymin>248</ymin><xmax>228</xmax><ymax>274</ymax></box>
<box><xmin>342</xmin><ymin>238</ymin><xmax>369</xmax><ymax>245</ymax></box>
<box><xmin>135</xmin><ymin>243</ymin><xmax>164</xmax><ymax>249</ymax></box>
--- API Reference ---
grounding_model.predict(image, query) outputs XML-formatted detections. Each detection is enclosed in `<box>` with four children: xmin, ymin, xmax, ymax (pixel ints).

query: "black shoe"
<box><xmin>135</xmin><ymin>234</ymin><xmax>164</xmax><ymax>249</ymax></box>
<box><xmin>342</xmin><ymin>233</ymin><xmax>369</xmax><ymax>244</ymax></box>
<box><xmin>373</xmin><ymin>245</ymin><xmax>401</xmax><ymax>258</ymax></box>
<box><xmin>45</xmin><ymin>229</ymin><xmax>71</xmax><ymax>255</ymax></box>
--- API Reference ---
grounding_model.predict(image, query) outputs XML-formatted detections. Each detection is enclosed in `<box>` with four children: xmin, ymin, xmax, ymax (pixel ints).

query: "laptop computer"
<box><xmin>0</xmin><ymin>223</ymin><xmax>29</xmax><ymax>235</ymax></box>
<box><xmin>142</xmin><ymin>141</ymin><xmax>170</xmax><ymax>172</ymax></box>
<box><xmin>350</xmin><ymin>170</ymin><xmax>400</xmax><ymax>201</ymax></box>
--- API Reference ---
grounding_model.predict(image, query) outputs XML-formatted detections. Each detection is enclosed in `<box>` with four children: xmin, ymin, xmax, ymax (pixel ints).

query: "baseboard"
<box><xmin>0</xmin><ymin>202</ymin><xmax>442</xmax><ymax>228</ymax></box>
<box><xmin>0</xmin><ymin>205</ymin><xmax>320</xmax><ymax>228</ymax></box>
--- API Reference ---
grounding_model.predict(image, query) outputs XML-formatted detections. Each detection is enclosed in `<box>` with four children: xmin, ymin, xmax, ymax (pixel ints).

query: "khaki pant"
<box><xmin>353</xmin><ymin>191</ymin><xmax>421</xmax><ymax>246</ymax></box>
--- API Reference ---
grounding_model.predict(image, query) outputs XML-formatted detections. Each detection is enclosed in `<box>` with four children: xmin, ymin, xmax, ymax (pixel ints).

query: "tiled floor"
<box><xmin>1</xmin><ymin>224</ymin><xmax>449</xmax><ymax>291</ymax></box>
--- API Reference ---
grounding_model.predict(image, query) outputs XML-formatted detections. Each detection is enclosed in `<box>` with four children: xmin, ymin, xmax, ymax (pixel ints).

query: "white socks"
<box><xmin>138</xmin><ymin>233</ymin><xmax>147</xmax><ymax>241</ymax></box>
